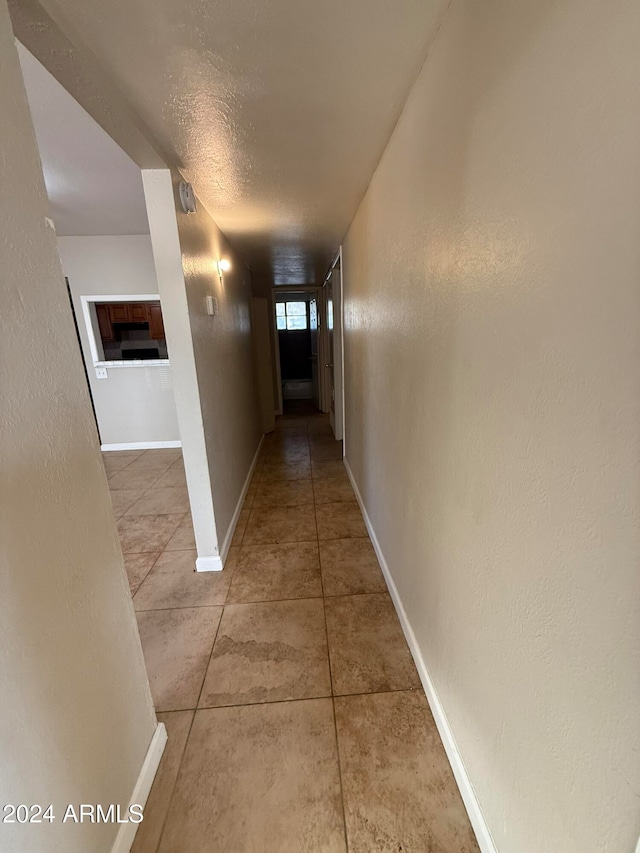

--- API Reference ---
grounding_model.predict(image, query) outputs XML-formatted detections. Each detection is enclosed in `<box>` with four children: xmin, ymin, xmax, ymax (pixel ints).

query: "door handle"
<box><xmin>325</xmin><ymin>363</ymin><xmax>333</xmax><ymax>368</ymax></box>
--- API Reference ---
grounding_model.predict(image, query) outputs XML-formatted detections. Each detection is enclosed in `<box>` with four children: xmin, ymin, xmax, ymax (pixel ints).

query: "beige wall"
<box><xmin>342</xmin><ymin>1</ymin><xmax>640</xmax><ymax>851</ymax></box>
<box><xmin>143</xmin><ymin>169</ymin><xmax>220</xmax><ymax>566</ymax></box>
<box><xmin>174</xmin><ymin>181</ymin><xmax>262</xmax><ymax>551</ymax></box>
<box><xmin>251</xmin><ymin>297</ymin><xmax>277</xmax><ymax>434</ymax></box>
<box><xmin>143</xmin><ymin>170</ymin><xmax>261</xmax><ymax>564</ymax></box>
<box><xmin>0</xmin><ymin>3</ymin><xmax>157</xmax><ymax>850</ymax></box>
<box><xmin>59</xmin><ymin>235</ymin><xmax>180</xmax><ymax>447</ymax></box>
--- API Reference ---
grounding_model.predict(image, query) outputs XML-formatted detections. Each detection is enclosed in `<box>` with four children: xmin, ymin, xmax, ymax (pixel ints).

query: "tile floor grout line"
<box><xmin>122</xmin><ymin>547</ymin><xmax>193</xmax><ymax>556</ymax></box>
<box><xmin>331</xmin><ymin>691</ymin><xmax>350</xmax><ymax>852</ymax></box>
<box><xmin>241</xmin><ymin>535</ymin><xmax>316</xmax><ymax>547</ymax></box>
<box><xmin>104</xmin><ymin>447</ymin><xmax>147</xmax><ymax>479</ymax></box>
<box><xmin>313</xmin><ymin>448</ymin><xmax>351</xmax><ymax>853</ymax></box>
<box><xmin>128</xmin><ymin>524</ymin><xmax>193</xmax><ymax>600</ymax></box>
<box><xmin>155</xmin><ymin>686</ymin><xmax>425</xmax><ymax>715</ymax></box>
<box><xmin>131</xmin><ymin>550</ymin><xmax>165</xmax><ymax>599</ymax></box>
<box><xmin>224</xmin><ymin>588</ymin><xmax>381</xmax><ymax>607</ymax></box>
<box><xmin>241</xmin><ymin>533</ymin><xmax>369</xmax><ymax>547</ymax></box>
<box><xmin>191</xmin><ymin>544</ymin><xmax>241</xmax><ymax>715</ymax></box>
<box><xmin>167</xmin><ymin>552</ymin><xmax>243</xmax><ymax>842</ymax></box>
<box><xmin>151</xmin><ymin>707</ymin><xmax>198</xmax><ymax>853</ymax></box>
<box><xmin>131</xmin><ymin>466</ymin><xmax>199</xmax><ymax>853</ymax></box>
<box><xmin>130</xmin><ymin>570</ymin><xmax>384</xmax><ymax>611</ymax></box>
<box><xmin>132</xmin><ymin>602</ymin><xmax>226</xmax><ymax>614</ymax></box>
<box><xmin>109</xmin><ymin>464</ymin><xmax>171</xmax><ymax>491</ymax></box>
<box><xmin>236</xmin><ymin>508</ymin><xmax>249</xmax><ymax>546</ymax></box>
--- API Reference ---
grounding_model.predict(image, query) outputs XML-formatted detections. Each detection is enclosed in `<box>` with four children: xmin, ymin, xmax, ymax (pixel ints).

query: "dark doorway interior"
<box><xmin>275</xmin><ymin>294</ymin><xmax>318</xmax><ymax>402</ymax></box>
<box><xmin>279</xmin><ymin>328</ymin><xmax>311</xmax><ymax>381</ymax></box>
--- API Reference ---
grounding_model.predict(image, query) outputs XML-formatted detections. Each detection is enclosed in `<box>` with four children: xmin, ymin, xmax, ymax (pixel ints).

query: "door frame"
<box><xmin>270</xmin><ymin>286</ymin><xmax>322</xmax><ymax>415</ymax></box>
<box><xmin>338</xmin><ymin>247</ymin><xmax>346</xmax><ymax>448</ymax></box>
<box><xmin>269</xmin><ymin>289</ymin><xmax>284</xmax><ymax>416</ymax></box>
<box><xmin>318</xmin><ymin>285</ymin><xmax>330</xmax><ymax>414</ymax></box>
<box><xmin>309</xmin><ymin>296</ymin><xmax>321</xmax><ymax>411</ymax></box>
<box><xmin>321</xmin><ymin>247</ymin><xmax>345</xmax><ymax>441</ymax></box>
<box><xmin>65</xmin><ymin>278</ymin><xmax>101</xmax><ymax>443</ymax></box>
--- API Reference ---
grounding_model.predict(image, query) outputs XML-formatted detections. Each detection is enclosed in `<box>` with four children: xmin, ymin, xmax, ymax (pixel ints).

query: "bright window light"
<box><xmin>275</xmin><ymin>301</ymin><xmax>308</xmax><ymax>331</ymax></box>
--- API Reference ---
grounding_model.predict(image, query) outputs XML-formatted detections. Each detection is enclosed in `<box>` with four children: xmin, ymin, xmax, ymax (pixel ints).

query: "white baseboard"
<box><xmin>219</xmin><ymin>435</ymin><xmax>265</xmax><ymax>565</ymax></box>
<box><xmin>111</xmin><ymin>721</ymin><xmax>167</xmax><ymax>853</ymax></box>
<box><xmin>194</xmin><ymin>437</ymin><xmax>264</xmax><ymax>573</ymax></box>
<box><xmin>101</xmin><ymin>441</ymin><xmax>182</xmax><ymax>451</ymax></box>
<box><xmin>343</xmin><ymin>459</ymin><xmax>497</xmax><ymax>853</ymax></box>
<box><xmin>195</xmin><ymin>554</ymin><xmax>224</xmax><ymax>573</ymax></box>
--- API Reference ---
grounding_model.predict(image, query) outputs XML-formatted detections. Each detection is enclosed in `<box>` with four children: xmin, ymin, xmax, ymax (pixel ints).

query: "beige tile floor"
<box><xmin>104</xmin><ymin>415</ymin><xmax>479</xmax><ymax>852</ymax></box>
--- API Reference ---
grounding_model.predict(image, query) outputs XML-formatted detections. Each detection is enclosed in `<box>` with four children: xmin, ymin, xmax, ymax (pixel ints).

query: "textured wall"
<box><xmin>59</xmin><ymin>235</ymin><xmax>180</xmax><ymax>446</ymax></box>
<box><xmin>0</xmin><ymin>4</ymin><xmax>156</xmax><ymax>851</ymax></box>
<box><xmin>143</xmin><ymin>170</ymin><xmax>261</xmax><ymax>561</ymax></box>
<box><xmin>143</xmin><ymin>169</ymin><xmax>220</xmax><ymax>562</ymax></box>
<box><xmin>342</xmin><ymin>0</ymin><xmax>640</xmax><ymax>851</ymax></box>
<box><xmin>173</xmin><ymin>183</ymin><xmax>262</xmax><ymax>550</ymax></box>
<box><xmin>251</xmin><ymin>297</ymin><xmax>277</xmax><ymax>434</ymax></box>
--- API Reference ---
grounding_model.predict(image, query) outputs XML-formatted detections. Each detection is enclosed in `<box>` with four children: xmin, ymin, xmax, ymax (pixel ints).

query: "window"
<box><xmin>276</xmin><ymin>301</ymin><xmax>308</xmax><ymax>331</ymax></box>
<box><xmin>80</xmin><ymin>295</ymin><xmax>169</xmax><ymax>365</ymax></box>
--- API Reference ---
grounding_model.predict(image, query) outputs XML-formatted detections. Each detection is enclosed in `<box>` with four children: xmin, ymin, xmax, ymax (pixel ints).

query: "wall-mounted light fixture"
<box><xmin>216</xmin><ymin>258</ymin><xmax>231</xmax><ymax>281</ymax></box>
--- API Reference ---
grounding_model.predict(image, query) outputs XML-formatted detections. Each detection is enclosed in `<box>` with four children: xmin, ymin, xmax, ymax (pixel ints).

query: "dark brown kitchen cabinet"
<box><xmin>96</xmin><ymin>304</ymin><xmax>114</xmax><ymax>342</ymax></box>
<box><xmin>130</xmin><ymin>302</ymin><xmax>149</xmax><ymax>322</ymax></box>
<box><xmin>96</xmin><ymin>300</ymin><xmax>166</xmax><ymax>347</ymax></box>
<box><xmin>148</xmin><ymin>303</ymin><xmax>165</xmax><ymax>339</ymax></box>
<box><xmin>109</xmin><ymin>303</ymin><xmax>130</xmax><ymax>323</ymax></box>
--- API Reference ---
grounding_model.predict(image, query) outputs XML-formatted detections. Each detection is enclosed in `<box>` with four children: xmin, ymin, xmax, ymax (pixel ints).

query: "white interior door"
<box><xmin>309</xmin><ymin>297</ymin><xmax>320</xmax><ymax>410</ymax></box>
<box><xmin>318</xmin><ymin>288</ymin><xmax>330</xmax><ymax>414</ymax></box>
<box><xmin>325</xmin><ymin>257</ymin><xmax>344</xmax><ymax>440</ymax></box>
<box><xmin>325</xmin><ymin>275</ymin><xmax>336</xmax><ymax>433</ymax></box>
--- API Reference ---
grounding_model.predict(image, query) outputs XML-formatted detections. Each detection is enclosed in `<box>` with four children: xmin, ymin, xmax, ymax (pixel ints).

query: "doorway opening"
<box><xmin>17</xmin><ymin>42</ymin><xmax>180</xmax><ymax>453</ymax></box>
<box><xmin>274</xmin><ymin>290</ymin><xmax>322</xmax><ymax>414</ymax></box>
<box><xmin>320</xmin><ymin>249</ymin><xmax>345</xmax><ymax>441</ymax></box>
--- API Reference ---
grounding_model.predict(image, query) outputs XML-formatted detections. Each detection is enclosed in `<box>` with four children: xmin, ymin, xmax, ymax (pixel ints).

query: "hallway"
<box><xmin>4</xmin><ymin>0</ymin><xmax>640</xmax><ymax>848</ymax></box>
<box><xmin>107</xmin><ymin>414</ymin><xmax>479</xmax><ymax>852</ymax></box>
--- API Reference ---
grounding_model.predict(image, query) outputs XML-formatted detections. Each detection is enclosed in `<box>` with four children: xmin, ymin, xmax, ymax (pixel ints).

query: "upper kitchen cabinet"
<box><xmin>148</xmin><ymin>302</ymin><xmax>165</xmax><ymax>339</ymax></box>
<box><xmin>96</xmin><ymin>303</ymin><xmax>114</xmax><ymax>342</ymax></box>
<box><xmin>108</xmin><ymin>302</ymin><xmax>131</xmax><ymax>323</ymax></box>
<box><xmin>130</xmin><ymin>302</ymin><xmax>150</xmax><ymax>323</ymax></box>
<box><xmin>93</xmin><ymin>300</ymin><xmax>168</xmax><ymax>361</ymax></box>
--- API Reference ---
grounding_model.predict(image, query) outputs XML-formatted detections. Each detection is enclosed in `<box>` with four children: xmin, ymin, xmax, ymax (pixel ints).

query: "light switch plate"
<box><xmin>206</xmin><ymin>295</ymin><xmax>218</xmax><ymax>316</ymax></box>
<box><xmin>95</xmin><ymin>366</ymin><xmax>108</xmax><ymax>379</ymax></box>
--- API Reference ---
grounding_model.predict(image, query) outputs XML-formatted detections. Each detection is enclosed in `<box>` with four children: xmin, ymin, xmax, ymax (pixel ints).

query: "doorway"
<box><xmin>17</xmin><ymin>42</ymin><xmax>181</xmax><ymax>452</ymax></box>
<box><xmin>321</xmin><ymin>250</ymin><xmax>345</xmax><ymax>441</ymax></box>
<box><xmin>273</xmin><ymin>290</ymin><xmax>322</xmax><ymax>413</ymax></box>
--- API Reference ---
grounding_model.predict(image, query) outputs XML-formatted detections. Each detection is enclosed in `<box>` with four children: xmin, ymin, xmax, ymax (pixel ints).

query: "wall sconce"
<box><xmin>217</xmin><ymin>259</ymin><xmax>231</xmax><ymax>281</ymax></box>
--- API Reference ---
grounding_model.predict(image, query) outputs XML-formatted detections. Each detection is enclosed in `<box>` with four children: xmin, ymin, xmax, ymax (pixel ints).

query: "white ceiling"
<box><xmin>15</xmin><ymin>0</ymin><xmax>447</xmax><ymax>279</ymax></box>
<box><xmin>17</xmin><ymin>43</ymin><xmax>149</xmax><ymax>236</ymax></box>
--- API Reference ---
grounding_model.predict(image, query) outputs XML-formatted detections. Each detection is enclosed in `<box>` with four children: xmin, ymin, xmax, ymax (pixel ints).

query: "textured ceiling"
<box><xmin>17</xmin><ymin>44</ymin><xmax>149</xmax><ymax>236</ymax></box>
<box><xmin>16</xmin><ymin>0</ymin><xmax>448</xmax><ymax>283</ymax></box>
